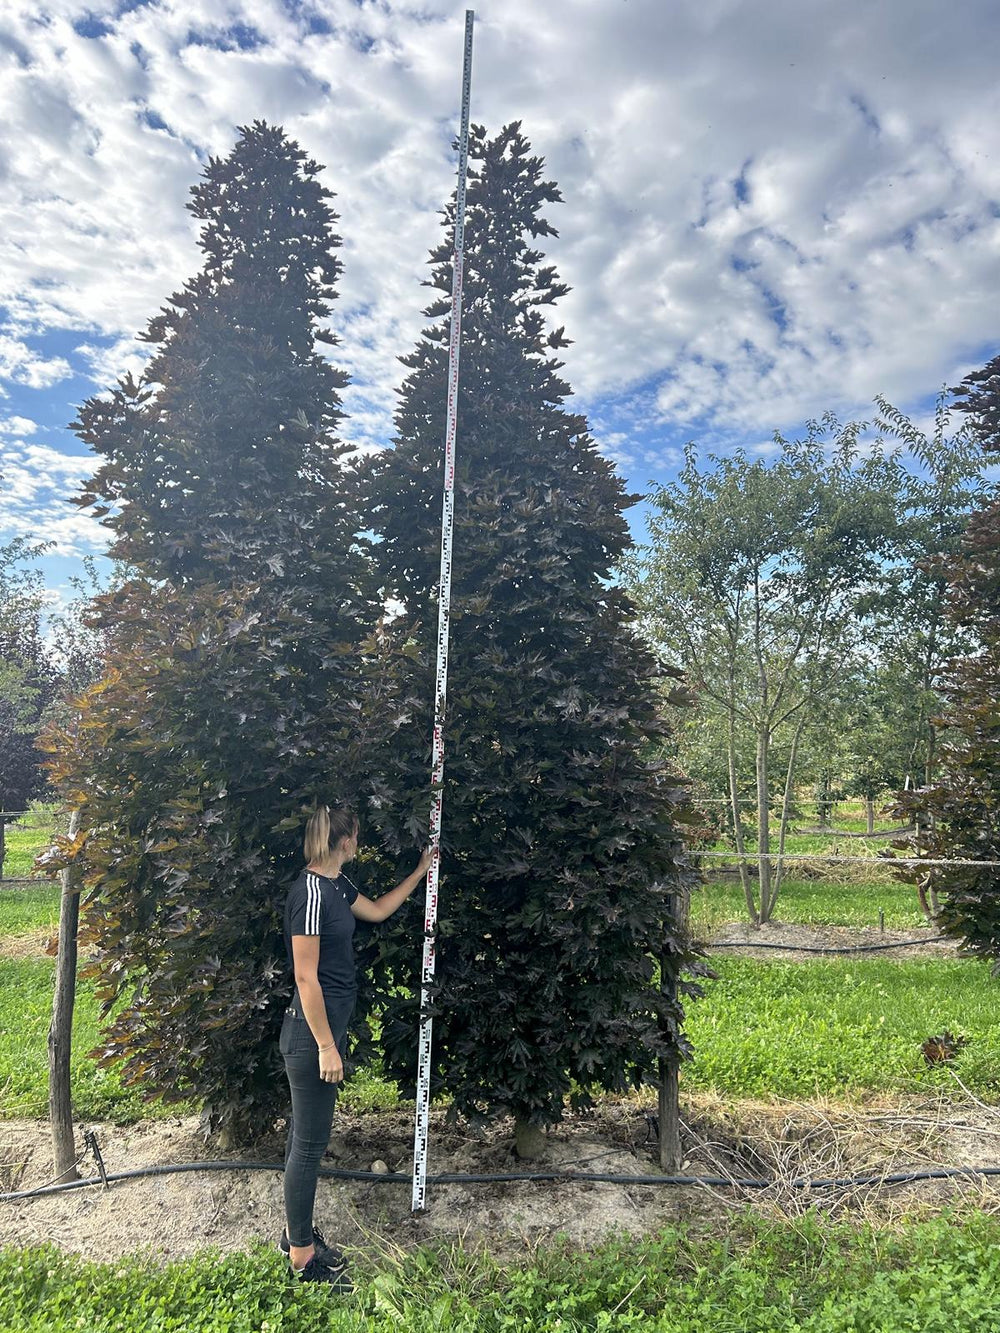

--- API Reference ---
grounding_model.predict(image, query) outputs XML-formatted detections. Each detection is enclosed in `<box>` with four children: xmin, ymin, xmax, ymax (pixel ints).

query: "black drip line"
<box><xmin>5</xmin><ymin>1158</ymin><xmax>1000</xmax><ymax>1204</ymax></box>
<box><xmin>707</xmin><ymin>936</ymin><xmax>949</xmax><ymax>954</ymax></box>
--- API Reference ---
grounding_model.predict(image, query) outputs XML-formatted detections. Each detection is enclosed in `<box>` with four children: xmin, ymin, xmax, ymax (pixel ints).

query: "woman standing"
<box><xmin>279</xmin><ymin>804</ymin><xmax>432</xmax><ymax>1290</ymax></box>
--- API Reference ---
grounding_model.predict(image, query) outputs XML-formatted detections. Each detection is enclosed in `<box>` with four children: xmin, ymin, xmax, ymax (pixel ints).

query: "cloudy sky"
<box><xmin>2</xmin><ymin>0</ymin><xmax>999</xmax><ymax>600</ymax></box>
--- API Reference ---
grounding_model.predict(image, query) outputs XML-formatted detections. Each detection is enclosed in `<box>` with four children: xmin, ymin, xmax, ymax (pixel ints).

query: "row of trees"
<box><xmin>624</xmin><ymin>402</ymin><xmax>984</xmax><ymax>923</ymax></box>
<box><xmin>0</xmin><ymin>534</ymin><xmax>52</xmax><ymax>821</ymax></box>
<box><xmin>0</xmin><ymin>542</ymin><xmax>105</xmax><ymax>830</ymax></box>
<box><xmin>42</xmin><ymin>121</ymin><xmax>700</xmax><ymax>1145</ymax></box>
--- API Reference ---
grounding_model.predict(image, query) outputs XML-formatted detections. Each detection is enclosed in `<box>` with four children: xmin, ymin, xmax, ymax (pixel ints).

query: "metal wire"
<box><xmin>697</xmin><ymin>851</ymin><xmax>1000</xmax><ymax>868</ymax></box>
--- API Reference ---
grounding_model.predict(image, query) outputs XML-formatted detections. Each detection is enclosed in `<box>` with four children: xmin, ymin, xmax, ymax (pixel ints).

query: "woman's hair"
<box><xmin>304</xmin><ymin>804</ymin><xmax>358</xmax><ymax>863</ymax></box>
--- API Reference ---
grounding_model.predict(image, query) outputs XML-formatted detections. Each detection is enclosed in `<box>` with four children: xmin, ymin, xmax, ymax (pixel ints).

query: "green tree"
<box><xmin>46</xmin><ymin>122</ymin><xmax>384</xmax><ymax>1141</ymax></box>
<box><xmin>0</xmin><ymin>527</ymin><xmax>54</xmax><ymax>823</ymax></box>
<box><xmin>898</xmin><ymin>353</ymin><xmax>1000</xmax><ymax>953</ymax></box>
<box><xmin>626</xmin><ymin>424</ymin><xmax>904</xmax><ymax>923</ymax></box>
<box><xmin>361</xmin><ymin>123</ymin><xmax>699</xmax><ymax>1152</ymax></box>
<box><xmin>872</xmin><ymin>394</ymin><xmax>984</xmax><ymax>794</ymax></box>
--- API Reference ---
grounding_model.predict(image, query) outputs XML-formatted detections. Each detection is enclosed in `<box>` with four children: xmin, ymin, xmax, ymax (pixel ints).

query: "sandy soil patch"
<box><xmin>3</xmin><ymin>1092</ymin><xmax>1000</xmax><ymax>1264</ymax></box>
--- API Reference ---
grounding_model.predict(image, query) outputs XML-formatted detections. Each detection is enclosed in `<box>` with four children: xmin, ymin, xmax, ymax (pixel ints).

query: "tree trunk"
<box><xmin>917</xmin><ymin>878</ymin><xmax>934</xmax><ymax>922</ymax></box>
<box><xmin>816</xmin><ymin>775</ymin><xmax>832</xmax><ymax>830</ymax></box>
<box><xmin>49</xmin><ymin>810</ymin><xmax>81</xmax><ymax>1184</ymax></box>
<box><xmin>514</xmin><ymin>1115</ymin><xmax>545</xmax><ymax>1160</ymax></box>
<box><xmin>727</xmin><ymin>721</ymin><xmax>757</xmax><ymax>925</ymax></box>
<box><xmin>756</xmin><ymin>728</ymin><xmax>773</xmax><ymax>922</ymax></box>
<box><xmin>771</xmin><ymin>716</ymin><xmax>806</xmax><ymax>917</ymax></box>
<box><xmin>866</xmin><ymin>796</ymin><xmax>875</xmax><ymax>836</ymax></box>
<box><xmin>0</xmin><ymin>818</ymin><xmax>6</xmax><ymax>882</ymax></box>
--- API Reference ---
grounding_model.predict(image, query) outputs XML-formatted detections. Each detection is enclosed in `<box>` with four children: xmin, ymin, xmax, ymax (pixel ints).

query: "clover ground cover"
<box><xmin>4</xmin><ymin>1214</ymin><xmax>1000</xmax><ymax>1332</ymax></box>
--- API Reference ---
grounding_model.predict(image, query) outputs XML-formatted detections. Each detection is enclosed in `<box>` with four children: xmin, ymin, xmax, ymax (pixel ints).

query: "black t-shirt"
<box><xmin>284</xmin><ymin>869</ymin><xmax>360</xmax><ymax>1001</ymax></box>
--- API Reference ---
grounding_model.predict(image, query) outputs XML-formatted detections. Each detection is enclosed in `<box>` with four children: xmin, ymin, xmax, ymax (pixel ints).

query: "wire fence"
<box><xmin>696</xmin><ymin>850</ymin><xmax>1000</xmax><ymax>870</ymax></box>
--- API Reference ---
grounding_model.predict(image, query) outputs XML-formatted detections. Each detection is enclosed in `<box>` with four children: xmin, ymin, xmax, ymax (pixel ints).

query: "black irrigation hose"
<box><xmin>6</xmin><ymin>1159</ymin><xmax>1000</xmax><ymax>1204</ymax></box>
<box><xmin>708</xmin><ymin>936</ymin><xmax>949</xmax><ymax>954</ymax></box>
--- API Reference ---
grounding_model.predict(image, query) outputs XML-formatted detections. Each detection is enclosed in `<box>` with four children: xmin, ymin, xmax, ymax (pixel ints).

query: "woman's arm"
<box><xmin>290</xmin><ymin>935</ymin><xmax>343</xmax><ymax>1083</ymax></box>
<box><xmin>351</xmin><ymin>848</ymin><xmax>434</xmax><ymax>924</ymax></box>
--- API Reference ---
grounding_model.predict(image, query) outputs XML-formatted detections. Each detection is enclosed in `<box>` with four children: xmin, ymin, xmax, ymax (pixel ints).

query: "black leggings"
<box><xmin>280</xmin><ymin>997</ymin><xmax>354</xmax><ymax>1248</ymax></box>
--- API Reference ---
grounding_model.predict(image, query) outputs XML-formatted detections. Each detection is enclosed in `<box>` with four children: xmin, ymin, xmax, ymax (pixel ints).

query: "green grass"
<box><xmin>1</xmin><ymin>819</ymin><xmax>55</xmax><ymax>880</ymax></box>
<box><xmin>0</xmin><ymin>958</ymin><xmax>152</xmax><ymax>1123</ymax></box>
<box><xmin>0</xmin><ymin>956</ymin><xmax>400</xmax><ymax>1122</ymax></box>
<box><xmin>685</xmin><ymin>955</ymin><xmax>1000</xmax><ymax>1100</ymax></box>
<box><xmin>692</xmin><ymin>876</ymin><xmax>925</xmax><ymax>931</ymax></box>
<box><xmin>4</xmin><ymin>953</ymin><xmax>1000</xmax><ymax>1121</ymax></box>
<box><xmin>3</xmin><ymin>1214</ymin><xmax>1000</xmax><ymax>1331</ymax></box>
<box><xmin>0</xmin><ymin>883</ymin><xmax>60</xmax><ymax>936</ymax></box>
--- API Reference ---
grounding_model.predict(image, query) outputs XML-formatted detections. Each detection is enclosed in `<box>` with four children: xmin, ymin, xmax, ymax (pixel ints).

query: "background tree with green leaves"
<box><xmin>360</xmin><ymin>122</ymin><xmax>700</xmax><ymax>1155</ymax></box>
<box><xmin>0</xmin><ymin>525</ymin><xmax>55</xmax><ymax>845</ymax></box>
<box><xmin>898</xmin><ymin>351</ymin><xmax>1000</xmax><ymax>952</ymax></box>
<box><xmin>45</xmin><ymin>121</ymin><xmax>389</xmax><ymax>1142</ymax></box>
<box><xmin>870</xmin><ymin>393</ymin><xmax>984</xmax><ymax>800</ymax></box>
<box><xmin>625</xmin><ymin>424</ymin><xmax>905</xmax><ymax>924</ymax></box>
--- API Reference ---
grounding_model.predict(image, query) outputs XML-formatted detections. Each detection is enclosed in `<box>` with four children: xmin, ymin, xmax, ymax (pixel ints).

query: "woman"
<box><xmin>279</xmin><ymin>804</ymin><xmax>432</xmax><ymax>1290</ymax></box>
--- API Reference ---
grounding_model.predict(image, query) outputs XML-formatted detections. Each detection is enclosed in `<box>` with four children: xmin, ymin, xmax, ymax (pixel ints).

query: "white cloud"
<box><xmin>0</xmin><ymin>415</ymin><xmax>38</xmax><ymax>436</ymax></box>
<box><xmin>74</xmin><ymin>335</ymin><xmax>153</xmax><ymax>386</ymax></box>
<box><xmin>0</xmin><ymin>0</ymin><xmax>997</xmax><ymax>577</ymax></box>
<box><xmin>0</xmin><ymin>438</ymin><xmax>105</xmax><ymax>556</ymax></box>
<box><xmin>0</xmin><ymin>333</ymin><xmax>73</xmax><ymax>389</ymax></box>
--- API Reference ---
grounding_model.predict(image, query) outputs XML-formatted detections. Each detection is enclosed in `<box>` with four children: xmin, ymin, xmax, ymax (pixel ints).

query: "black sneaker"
<box><xmin>290</xmin><ymin>1255</ymin><xmax>353</xmax><ymax>1293</ymax></box>
<box><xmin>279</xmin><ymin>1227</ymin><xmax>346</xmax><ymax>1273</ymax></box>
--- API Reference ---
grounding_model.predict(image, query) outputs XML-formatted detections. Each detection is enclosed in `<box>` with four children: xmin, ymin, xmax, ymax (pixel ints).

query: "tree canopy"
<box><xmin>361</xmin><ymin>123</ymin><xmax>700</xmax><ymax>1146</ymax></box>
<box><xmin>46</xmin><ymin>122</ymin><xmax>385</xmax><ymax>1140</ymax></box>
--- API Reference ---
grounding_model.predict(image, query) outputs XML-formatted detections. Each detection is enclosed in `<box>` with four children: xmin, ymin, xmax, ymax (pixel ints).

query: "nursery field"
<box><xmin>4</xmin><ymin>809</ymin><xmax>1000</xmax><ymax>1331</ymax></box>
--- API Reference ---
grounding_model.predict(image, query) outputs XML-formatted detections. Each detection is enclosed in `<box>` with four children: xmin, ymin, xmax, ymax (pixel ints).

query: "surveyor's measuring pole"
<box><xmin>411</xmin><ymin>8</ymin><xmax>475</xmax><ymax>1215</ymax></box>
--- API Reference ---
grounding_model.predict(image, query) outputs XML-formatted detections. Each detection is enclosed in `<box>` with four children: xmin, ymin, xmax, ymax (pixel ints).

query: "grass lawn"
<box><xmin>0</xmin><ymin>884</ymin><xmax>60</xmax><ymax>937</ymax></box>
<box><xmin>4</xmin><ymin>951</ymin><xmax>1000</xmax><ymax>1121</ymax></box>
<box><xmin>691</xmin><ymin>875</ymin><xmax>925</xmax><ymax>931</ymax></box>
<box><xmin>1</xmin><ymin>821</ymin><xmax>56</xmax><ymax>881</ymax></box>
<box><xmin>684</xmin><ymin>955</ymin><xmax>1000</xmax><ymax>1100</ymax></box>
<box><xmin>3</xmin><ymin>1214</ymin><xmax>1000</xmax><ymax>1331</ymax></box>
<box><xmin>0</xmin><ymin>956</ymin><xmax>399</xmax><ymax>1122</ymax></box>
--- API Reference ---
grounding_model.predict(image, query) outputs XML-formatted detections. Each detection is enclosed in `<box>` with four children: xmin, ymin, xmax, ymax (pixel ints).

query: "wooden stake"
<box><xmin>658</xmin><ymin>887</ymin><xmax>688</xmax><ymax>1173</ymax></box>
<box><xmin>49</xmin><ymin>809</ymin><xmax>81</xmax><ymax>1184</ymax></box>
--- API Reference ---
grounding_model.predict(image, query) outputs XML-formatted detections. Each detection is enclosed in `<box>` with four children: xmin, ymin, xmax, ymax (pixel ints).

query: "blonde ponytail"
<box><xmin>304</xmin><ymin>804</ymin><xmax>358</xmax><ymax>864</ymax></box>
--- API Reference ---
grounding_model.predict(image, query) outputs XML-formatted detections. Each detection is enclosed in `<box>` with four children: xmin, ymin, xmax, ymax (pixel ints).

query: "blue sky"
<box><xmin>1</xmin><ymin>0</ymin><xmax>999</xmax><ymax>607</ymax></box>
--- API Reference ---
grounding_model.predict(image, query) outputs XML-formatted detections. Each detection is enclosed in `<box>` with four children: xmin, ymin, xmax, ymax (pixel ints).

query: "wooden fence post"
<box><xmin>49</xmin><ymin>809</ymin><xmax>81</xmax><ymax>1184</ymax></box>
<box><xmin>658</xmin><ymin>887</ymin><xmax>687</xmax><ymax>1173</ymax></box>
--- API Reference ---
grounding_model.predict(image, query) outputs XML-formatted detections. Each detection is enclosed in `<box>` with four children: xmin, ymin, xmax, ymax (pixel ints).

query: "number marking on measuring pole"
<box><xmin>412</xmin><ymin>8</ymin><xmax>475</xmax><ymax>1215</ymax></box>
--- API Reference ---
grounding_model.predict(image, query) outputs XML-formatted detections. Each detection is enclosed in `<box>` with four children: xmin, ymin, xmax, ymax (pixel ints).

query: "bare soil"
<box><xmin>3</xmin><ymin>1091</ymin><xmax>1000</xmax><ymax>1264</ymax></box>
<box><xmin>704</xmin><ymin>920</ymin><xmax>959</xmax><ymax>960</ymax></box>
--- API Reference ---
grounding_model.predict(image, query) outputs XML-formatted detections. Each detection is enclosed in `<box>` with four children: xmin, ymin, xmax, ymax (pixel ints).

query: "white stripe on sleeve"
<box><xmin>305</xmin><ymin>873</ymin><xmax>322</xmax><ymax>935</ymax></box>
